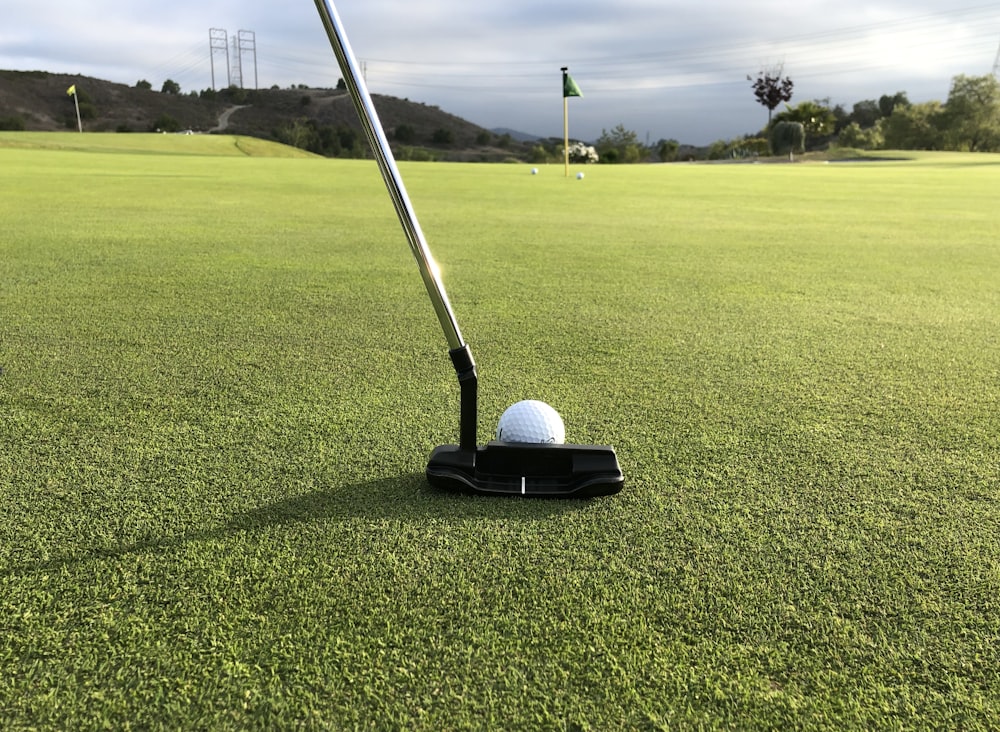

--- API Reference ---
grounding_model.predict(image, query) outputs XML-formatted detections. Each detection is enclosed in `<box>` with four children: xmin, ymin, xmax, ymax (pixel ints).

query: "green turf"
<box><xmin>0</xmin><ymin>131</ymin><xmax>320</xmax><ymax>157</ymax></box>
<box><xmin>1</xmin><ymin>135</ymin><xmax>998</xmax><ymax>730</ymax></box>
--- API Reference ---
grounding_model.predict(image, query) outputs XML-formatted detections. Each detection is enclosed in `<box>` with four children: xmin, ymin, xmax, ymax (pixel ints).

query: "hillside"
<box><xmin>0</xmin><ymin>71</ymin><xmax>225</xmax><ymax>133</ymax></box>
<box><xmin>0</xmin><ymin>70</ymin><xmax>535</xmax><ymax>162</ymax></box>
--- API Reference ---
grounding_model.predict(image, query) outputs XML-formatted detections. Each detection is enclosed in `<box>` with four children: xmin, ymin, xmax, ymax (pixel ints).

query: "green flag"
<box><xmin>563</xmin><ymin>73</ymin><xmax>582</xmax><ymax>98</ymax></box>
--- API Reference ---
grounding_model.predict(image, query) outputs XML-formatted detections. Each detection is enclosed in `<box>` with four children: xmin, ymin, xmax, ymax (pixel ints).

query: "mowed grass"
<box><xmin>1</xmin><ymin>134</ymin><xmax>998</xmax><ymax>730</ymax></box>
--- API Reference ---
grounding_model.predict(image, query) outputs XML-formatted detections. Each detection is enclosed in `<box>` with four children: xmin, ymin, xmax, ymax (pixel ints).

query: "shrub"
<box><xmin>727</xmin><ymin>137</ymin><xmax>769</xmax><ymax>158</ymax></box>
<box><xmin>657</xmin><ymin>139</ymin><xmax>679</xmax><ymax>162</ymax></box>
<box><xmin>769</xmin><ymin>121</ymin><xmax>805</xmax><ymax>159</ymax></box>
<box><xmin>567</xmin><ymin>141</ymin><xmax>599</xmax><ymax>163</ymax></box>
<box><xmin>838</xmin><ymin>122</ymin><xmax>884</xmax><ymax>150</ymax></box>
<box><xmin>431</xmin><ymin>128</ymin><xmax>454</xmax><ymax>145</ymax></box>
<box><xmin>151</xmin><ymin>114</ymin><xmax>181</xmax><ymax>133</ymax></box>
<box><xmin>396</xmin><ymin>146</ymin><xmax>437</xmax><ymax>162</ymax></box>
<box><xmin>394</xmin><ymin>124</ymin><xmax>416</xmax><ymax>143</ymax></box>
<box><xmin>0</xmin><ymin>116</ymin><xmax>25</xmax><ymax>131</ymax></box>
<box><xmin>530</xmin><ymin>145</ymin><xmax>550</xmax><ymax>164</ymax></box>
<box><xmin>706</xmin><ymin>140</ymin><xmax>728</xmax><ymax>160</ymax></box>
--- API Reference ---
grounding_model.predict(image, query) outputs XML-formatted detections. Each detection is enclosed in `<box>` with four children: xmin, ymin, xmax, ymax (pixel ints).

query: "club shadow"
<box><xmin>3</xmin><ymin>473</ymin><xmax>592</xmax><ymax>578</ymax></box>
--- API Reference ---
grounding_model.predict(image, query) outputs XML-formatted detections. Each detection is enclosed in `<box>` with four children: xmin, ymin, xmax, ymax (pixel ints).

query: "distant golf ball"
<box><xmin>531</xmin><ymin>167</ymin><xmax>539</xmax><ymax>175</ymax></box>
<box><xmin>576</xmin><ymin>172</ymin><xmax>585</xmax><ymax>180</ymax></box>
<box><xmin>496</xmin><ymin>400</ymin><xmax>565</xmax><ymax>444</ymax></box>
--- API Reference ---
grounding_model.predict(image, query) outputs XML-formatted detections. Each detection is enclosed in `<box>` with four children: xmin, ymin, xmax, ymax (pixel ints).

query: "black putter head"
<box><xmin>425</xmin><ymin>345</ymin><xmax>624</xmax><ymax>498</ymax></box>
<box><xmin>427</xmin><ymin>442</ymin><xmax>624</xmax><ymax>498</ymax></box>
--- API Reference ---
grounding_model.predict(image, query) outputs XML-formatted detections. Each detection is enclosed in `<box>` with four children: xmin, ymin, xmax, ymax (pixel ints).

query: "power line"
<box><xmin>354</xmin><ymin>8</ymin><xmax>999</xmax><ymax>102</ymax></box>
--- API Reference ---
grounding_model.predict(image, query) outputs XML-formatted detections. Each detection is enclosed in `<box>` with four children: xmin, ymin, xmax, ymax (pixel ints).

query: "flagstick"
<box><xmin>563</xmin><ymin>95</ymin><xmax>570</xmax><ymax>178</ymax></box>
<box><xmin>72</xmin><ymin>91</ymin><xmax>82</xmax><ymax>133</ymax></box>
<box><xmin>561</xmin><ymin>66</ymin><xmax>570</xmax><ymax>177</ymax></box>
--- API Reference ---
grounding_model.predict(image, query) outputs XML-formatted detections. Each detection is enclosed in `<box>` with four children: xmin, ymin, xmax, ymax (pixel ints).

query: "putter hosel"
<box><xmin>449</xmin><ymin>345</ymin><xmax>478</xmax><ymax>451</ymax></box>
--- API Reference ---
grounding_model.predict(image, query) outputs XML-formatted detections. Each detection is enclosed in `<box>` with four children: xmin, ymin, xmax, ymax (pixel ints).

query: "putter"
<box><xmin>313</xmin><ymin>0</ymin><xmax>623</xmax><ymax>498</ymax></box>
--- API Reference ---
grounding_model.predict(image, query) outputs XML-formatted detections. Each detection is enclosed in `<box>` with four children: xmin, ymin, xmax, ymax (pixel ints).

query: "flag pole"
<box><xmin>561</xmin><ymin>67</ymin><xmax>570</xmax><ymax>177</ymax></box>
<box><xmin>68</xmin><ymin>85</ymin><xmax>82</xmax><ymax>132</ymax></box>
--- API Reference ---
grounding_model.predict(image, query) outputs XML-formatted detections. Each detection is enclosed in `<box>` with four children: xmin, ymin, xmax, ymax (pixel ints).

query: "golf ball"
<box><xmin>531</xmin><ymin>167</ymin><xmax>539</xmax><ymax>175</ymax></box>
<box><xmin>496</xmin><ymin>400</ymin><xmax>566</xmax><ymax>444</ymax></box>
<box><xmin>576</xmin><ymin>172</ymin><xmax>585</xmax><ymax>180</ymax></box>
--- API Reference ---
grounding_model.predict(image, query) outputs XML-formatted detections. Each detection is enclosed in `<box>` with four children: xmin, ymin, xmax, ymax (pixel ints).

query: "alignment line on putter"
<box><xmin>313</xmin><ymin>0</ymin><xmax>624</xmax><ymax>498</ymax></box>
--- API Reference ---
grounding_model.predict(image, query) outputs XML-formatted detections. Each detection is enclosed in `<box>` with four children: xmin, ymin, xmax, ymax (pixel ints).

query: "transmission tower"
<box><xmin>229</xmin><ymin>30</ymin><xmax>258</xmax><ymax>90</ymax></box>
<box><xmin>209</xmin><ymin>28</ymin><xmax>229</xmax><ymax>90</ymax></box>
<box><xmin>230</xmin><ymin>34</ymin><xmax>242</xmax><ymax>89</ymax></box>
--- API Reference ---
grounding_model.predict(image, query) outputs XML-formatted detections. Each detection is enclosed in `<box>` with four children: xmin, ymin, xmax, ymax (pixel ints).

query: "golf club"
<box><xmin>313</xmin><ymin>0</ymin><xmax>623</xmax><ymax>498</ymax></box>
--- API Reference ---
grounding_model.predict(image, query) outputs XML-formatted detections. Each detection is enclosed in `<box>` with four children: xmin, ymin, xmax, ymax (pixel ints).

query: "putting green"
<box><xmin>1</xmin><ymin>136</ymin><xmax>997</xmax><ymax>729</ymax></box>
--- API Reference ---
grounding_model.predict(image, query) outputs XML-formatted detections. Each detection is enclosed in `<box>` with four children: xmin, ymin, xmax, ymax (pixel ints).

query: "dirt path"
<box><xmin>210</xmin><ymin>105</ymin><xmax>248</xmax><ymax>133</ymax></box>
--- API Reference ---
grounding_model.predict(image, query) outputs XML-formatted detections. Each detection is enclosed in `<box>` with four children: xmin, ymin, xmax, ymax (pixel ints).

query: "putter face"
<box><xmin>427</xmin><ymin>442</ymin><xmax>624</xmax><ymax>498</ymax></box>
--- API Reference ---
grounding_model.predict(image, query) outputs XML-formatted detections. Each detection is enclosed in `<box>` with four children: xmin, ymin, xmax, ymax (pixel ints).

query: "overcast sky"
<box><xmin>3</xmin><ymin>0</ymin><xmax>999</xmax><ymax>144</ymax></box>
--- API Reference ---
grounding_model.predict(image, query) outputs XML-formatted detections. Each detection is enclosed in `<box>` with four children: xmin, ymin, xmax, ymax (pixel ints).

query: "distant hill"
<box><xmin>0</xmin><ymin>70</ymin><xmax>536</xmax><ymax>162</ymax></box>
<box><xmin>0</xmin><ymin>70</ymin><xmax>224</xmax><ymax>133</ymax></box>
<box><xmin>491</xmin><ymin>127</ymin><xmax>541</xmax><ymax>143</ymax></box>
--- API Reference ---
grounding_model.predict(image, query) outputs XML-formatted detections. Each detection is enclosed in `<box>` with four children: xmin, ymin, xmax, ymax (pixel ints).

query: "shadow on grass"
<box><xmin>3</xmin><ymin>473</ymin><xmax>593</xmax><ymax>578</ymax></box>
<box><xmin>235</xmin><ymin>472</ymin><xmax>590</xmax><ymax>528</ymax></box>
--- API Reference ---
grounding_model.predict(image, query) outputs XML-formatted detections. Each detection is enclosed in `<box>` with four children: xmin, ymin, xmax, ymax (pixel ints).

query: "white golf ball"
<box><xmin>531</xmin><ymin>167</ymin><xmax>539</xmax><ymax>175</ymax></box>
<box><xmin>576</xmin><ymin>172</ymin><xmax>585</xmax><ymax>180</ymax></box>
<box><xmin>496</xmin><ymin>400</ymin><xmax>565</xmax><ymax>444</ymax></box>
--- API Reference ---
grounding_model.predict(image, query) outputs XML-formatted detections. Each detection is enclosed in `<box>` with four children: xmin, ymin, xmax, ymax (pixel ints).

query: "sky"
<box><xmin>2</xmin><ymin>0</ymin><xmax>999</xmax><ymax>145</ymax></box>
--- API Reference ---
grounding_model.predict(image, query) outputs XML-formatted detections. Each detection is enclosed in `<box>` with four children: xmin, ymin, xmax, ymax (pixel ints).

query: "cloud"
<box><xmin>2</xmin><ymin>0</ymin><xmax>997</xmax><ymax>144</ymax></box>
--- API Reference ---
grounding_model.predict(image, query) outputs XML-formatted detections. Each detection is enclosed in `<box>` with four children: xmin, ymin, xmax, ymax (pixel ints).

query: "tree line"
<box><xmin>589</xmin><ymin>70</ymin><xmax>1000</xmax><ymax>163</ymax></box>
<box><xmin>712</xmin><ymin>68</ymin><xmax>1000</xmax><ymax>159</ymax></box>
<box><xmin>48</xmin><ymin>72</ymin><xmax>999</xmax><ymax>161</ymax></box>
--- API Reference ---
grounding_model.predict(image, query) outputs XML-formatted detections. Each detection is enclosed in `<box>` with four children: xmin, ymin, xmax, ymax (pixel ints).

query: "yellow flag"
<box><xmin>67</xmin><ymin>85</ymin><xmax>76</xmax><ymax>96</ymax></box>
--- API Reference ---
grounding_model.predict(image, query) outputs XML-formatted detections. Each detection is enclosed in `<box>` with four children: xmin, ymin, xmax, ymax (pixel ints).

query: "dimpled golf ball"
<box><xmin>531</xmin><ymin>167</ymin><xmax>539</xmax><ymax>175</ymax></box>
<box><xmin>576</xmin><ymin>172</ymin><xmax>585</xmax><ymax>180</ymax></box>
<box><xmin>496</xmin><ymin>400</ymin><xmax>566</xmax><ymax>444</ymax></box>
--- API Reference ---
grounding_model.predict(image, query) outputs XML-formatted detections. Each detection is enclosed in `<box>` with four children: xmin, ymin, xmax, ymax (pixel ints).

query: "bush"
<box><xmin>431</xmin><ymin>128</ymin><xmax>454</xmax><ymax>145</ymax></box>
<box><xmin>705</xmin><ymin>140</ymin><xmax>728</xmax><ymax>160</ymax></box>
<box><xmin>566</xmin><ymin>141</ymin><xmax>599</xmax><ymax>164</ymax></box>
<box><xmin>151</xmin><ymin>114</ymin><xmax>181</xmax><ymax>133</ymax></box>
<box><xmin>0</xmin><ymin>116</ymin><xmax>25</xmax><ymax>131</ymax></box>
<box><xmin>396</xmin><ymin>146</ymin><xmax>437</xmax><ymax>162</ymax></box>
<box><xmin>219</xmin><ymin>86</ymin><xmax>248</xmax><ymax>104</ymax></box>
<box><xmin>530</xmin><ymin>145</ymin><xmax>550</xmax><ymax>164</ymax></box>
<box><xmin>769</xmin><ymin>121</ymin><xmax>805</xmax><ymax>159</ymax></box>
<box><xmin>657</xmin><ymin>139</ymin><xmax>679</xmax><ymax>162</ymax></box>
<box><xmin>727</xmin><ymin>137</ymin><xmax>769</xmax><ymax>158</ymax></box>
<box><xmin>838</xmin><ymin>122</ymin><xmax>884</xmax><ymax>150</ymax></box>
<box><xmin>394</xmin><ymin>124</ymin><xmax>416</xmax><ymax>143</ymax></box>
